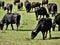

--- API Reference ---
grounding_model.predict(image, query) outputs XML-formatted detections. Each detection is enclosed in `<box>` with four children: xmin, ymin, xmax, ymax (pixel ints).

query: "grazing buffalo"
<box><xmin>35</xmin><ymin>7</ymin><xmax>49</xmax><ymax>20</ymax></box>
<box><xmin>14</xmin><ymin>0</ymin><xmax>20</xmax><ymax>5</ymax></box>
<box><xmin>4</xmin><ymin>3</ymin><xmax>13</xmax><ymax>13</ymax></box>
<box><xmin>52</xmin><ymin>13</ymin><xmax>60</xmax><ymax>31</ymax></box>
<box><xmin>25</xmin><ymin>0</ymin><xmax>31</xmax><ymax>12</ymax></box>
<box><xmin>42</xmin><ymin>0</ymin><xmax>48</xmax><ymax>6</ymax></box>
<box><xmin>31</xmin><ymin>2</ymin><xmax>41</xmax><ymax>10</ymax></box>
<box><xmin>0</xmin><ymin>13</ymin><xmax>21</xmax><ymax>31</ymax></box>
<box><xmin>47</xmin><ymin>3</ymin><xmax>57</xmax><ymax>17</ymax></box>
<box><xmin>31</xmin><ymin>17</ymin><xmax>52</xmax><ymax>40</ymax></box>
<box><xmin>0</xmin><ymin>1</ymin><xmax>4</xmax><ymax>9</ymax></box>
<box><xmin>18</xmin><ymin>2</ymin><xmax>23</xmax><ymax>10</ymax></box>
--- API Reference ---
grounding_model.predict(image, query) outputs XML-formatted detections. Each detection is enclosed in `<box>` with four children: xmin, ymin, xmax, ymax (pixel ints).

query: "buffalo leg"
<box><xmin>39</xmin><ymin>15</ymin><xmax>41</xmax><ymax>20</ymax></box>
<box><xmin>11</xmin><ymin>24</ymin><xmax>14</xmax><ymax>30</ymax></box>
<box><xmin>35</xmin><ymin>11</ymin><xmax>38</xmax><ymax>20</ymax></box>
<box><xmin>58</xmin><ymin>25</ymin><xmax>60</xmax><ymax>31</ymax></box>
<box><xmin>43</xmin><ymin>15</ymin><xmax>44</xmax><ymax>18</ymax></box>
<box><xmin>36</xmin><ymin>14</ymin><xmax>38</xmax><ymax>20</ymax></box>
<box><xmin>16</xmin><ymin>24</ymin><xmax>19</xmax><ymax>31</ymax></box>
<box><xmin>6</xmin><ymin>24</ymin><xmax>8</xmax><ymax>30</ymax></box>
<box><xmin>42</xmin><ymin>31</ymin><xmax>45</xmax><ymax>40</ymax></box>
<box><xmin>10</xmin><ymin>9</ymin><xmax>12</xmax><ymax>13</ymax></box>
<box><xmin>45</xmin><ymin>31</ymin><xmax>48</xmax><ymax>38</ymax></box>
<box><xmin>14</xmin><ymin>2</ymin><xmax>16</xmax><ymax>5</ymax></box>
<box><xmin>42</xmin><ymin>3</ymin><xmax>43</xmax><ymax>6</ymax></box>
<box><xmin>0</xmin><ymin>6</ymin><xmax>1</xmax><ymax>9</ymax></box>
<box><xmin>49</xmin><ymin>29</ymin><xmax>51</xmax><ymax>39</ymax></box>
<box><xmin>52</xmin><ymin>23</ymin><xmax>56</xmax><ymax>31</ymax></box>
<box><xmin>52</xmin><ymin>13</ymin><xmax>54</xmax><ymax>17</ymax></box>
<box><xmin>27</xmin><ymin>10</ymin><xmax>30</xmax><ymax>12</ymax></box>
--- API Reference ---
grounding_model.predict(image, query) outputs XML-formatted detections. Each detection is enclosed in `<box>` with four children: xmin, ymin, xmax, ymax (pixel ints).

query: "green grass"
<box><xmin>0</xmin><ymin>0</ymin><xmax>60</xmax><ymax>45</ymax></box>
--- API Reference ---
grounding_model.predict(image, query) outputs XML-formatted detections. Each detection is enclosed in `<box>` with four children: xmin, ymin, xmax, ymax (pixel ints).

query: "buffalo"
<box><xmin>0</xmin><ymin>13</ymin><xmax>21</xmax><ymax>31</ymax></box>
<box><xmin>52</xmin><ymin>13</ymin><xmax>60</xmax><ymax>31</ymax></box>
<box><xmin>14</xmin><ymin>0</ymin><xmax>20</xmax><ymax>5</ymax></box>
<box><xmin>25</xmin><ymin>0</ymin><xmax>31</xmax><ymax>12</ymax></box>
<box><xmin>0</xmin><ymin>1</ymin><xmax>4</xmax><ymax>9</ymax></box>
<box><xmin>31</xmin><ymin>17</ymin><xmax>52</xmax><ymax>40</ymax></box>
<box><xmin>47</xmin><ymin>3</ymin><xmax>57</xmax><ymax>17</ymax></box>
<box><xmin>31</xmin><ymin>2</ymin><xmax>41</xmax><ymax>10</ymax></box>
<box><xmin>42</xmin><ymin>0</ymin><xmax>48</xmax><ymax>6</ymax></box>
<box><xmin>4</xmin><ymin>3</ymin><xmax>13</xmax><ymax>13</ymax></box>
<box><xmin>35</xmin><ymin>7</ymin><xmax>49</xmax><ymax>20</ymax></box>
<box><xmin>17</xmin><ymin>2</ymin><xmax>23</xmax><ymax>10</ymax></box>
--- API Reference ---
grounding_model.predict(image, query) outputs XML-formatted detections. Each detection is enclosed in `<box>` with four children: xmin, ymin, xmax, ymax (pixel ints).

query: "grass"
<box><xmin>0</xmin><ymin>0</ymin><xmax>60</xmax><ymax>45</ymax></box>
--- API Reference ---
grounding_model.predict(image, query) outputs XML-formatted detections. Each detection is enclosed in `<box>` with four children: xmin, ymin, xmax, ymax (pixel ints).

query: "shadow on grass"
<box><xmin>51</xmin><ymin>37</ymin><xmax>60</xmax><ymax>39</ymax></box>
<box><xmin>35</xmin><ymin>36</ymin><xmax>60</xmax><ymax>40</ymax></box>
<box><xmin>19</xmin><ymin>29</ymin><xmax>32</xmax><ymax>31</ymax></box>
<box><xmin>25</xmin><ymin>11</ymin><xmax>34</xmax><ymax>13</ymax></box>
<box><xmin>29</xmin><ymin>11</ymin><xmax>34</xmax><ymax>13</ymax></box>
<box><xmin>18</xmin><ymin>9</ymin><xmax>26</xmax><ymax>11</ymax></box>
<box><xmin>1</xmin><ymin>29</ymin><xmax>33</xmax><ymax>31</ymax></box>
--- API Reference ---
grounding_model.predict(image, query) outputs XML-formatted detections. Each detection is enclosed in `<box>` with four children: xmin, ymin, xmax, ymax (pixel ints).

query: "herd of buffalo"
<box><xmin>0</xmin><ymin>0</ymin><xmax>60</xmax><ymax>40</ymax></box>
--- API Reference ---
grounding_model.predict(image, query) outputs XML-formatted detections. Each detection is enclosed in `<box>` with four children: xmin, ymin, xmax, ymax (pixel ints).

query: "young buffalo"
<box><xmin>31</xmin><ymin>17</ymin><xmax>52</xmax><ymax>40</ymax></box>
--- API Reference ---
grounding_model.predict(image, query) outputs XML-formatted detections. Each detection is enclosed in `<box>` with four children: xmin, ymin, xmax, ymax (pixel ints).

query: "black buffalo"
<box><xmin>42</xmin><ymin>0</ymin><xmax>48</xmax><ymax>6</ymax></box>
<box><xmin>52</xmin><ymin>13</ymin><xmax>60</xmax><ymax>31</ymax></box>
<box><xmin>4</xmin><ymin>3</ymin><xmax>13</xmax><ymax>13</ymax></box>
<box><xmin>14</xmin><ymin>0</ymin><xmax>20</xmax><ymax>5</ymax></box>
<box><xmin>17</xmin><ymin>2</ymin><xmax>23</xmax><ymax>10</ymax></box>
<box><xmin>31</xmin><ymin>2</ymin><xmax>41</xmax><ymax>10</ymax></box>
<box><xmin>35</xmin><ymin>7</ymin><xmax>49</xmax><ymax>20</ymax></box>
<box><xmin>31</xmin><ymin>17</ymin><xmax>52</xmax><ymax>40</ymax></box>
<box><xmin>25</xmin><ymin>0</ymin><xmax>31</xmax><ymax>12</ymax></box>
<box><xmin>0</xmin><ymin>1</ymin><xmax>4</xmax><ymax>9</ymax></box>
<box><xmin>47</xmin><ymin>3</ymin><xmax>57</xmax><ymax>17</ymax></box>
<box><xmin>0</xmin><ymin>13</ymin><xmax>21</xmax><ymax>31</ymax></box>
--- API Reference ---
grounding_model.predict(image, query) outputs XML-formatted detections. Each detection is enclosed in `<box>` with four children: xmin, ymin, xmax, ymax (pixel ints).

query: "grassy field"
<box><xmin>0</xmin><ymin>0</ymin><xmax>60</xmax><ymax>45</ymax></box>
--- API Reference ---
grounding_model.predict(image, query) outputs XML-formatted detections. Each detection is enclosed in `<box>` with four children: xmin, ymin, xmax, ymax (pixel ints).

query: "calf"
<box><xmin>4</xmin><ymin>3</ymin><xmax>13</xmax><ymax>13</ymax></box>
<box><xmin>0</xmin><ymin>13</ymin><xmax>21</xmax><ymax>31</ymax></box>
<box><xmin>14</xmin><ymin>0</ymin><xmax>20</xmax><ymax>5</ymax></box>
<box><xmin>35</xmin><ymin>7</ymin><xmax>49</xmax><ymax>20</ymax></box>
<box><xmin>17</xmin><ymin>2</ymin><xmax>23</xmax><ymax>10</ymax></box>
<box><xmin>31</xmin><ymin>2</ymin><xmax>41</xmax><ymax>10</ymax></box>
<box><xmin>0</xmin><ymin>1</ymin><xmax>4</xmax><ymax>9</ymax></box>
<box><xmin>52</xmin><ymin>13</ymin><xmax>60</xmax><ymax>31</ymax></box>
<box><xmin>42</xmin><ymin>0</ymin><xmax>48</xmax><ymax>6</ymax></box>
<box><xmin>31</xmin><ymin>17</ymin><xmax>52</xmax><ymax>40</ymax></box>
<box><xmin>47</xmin><ymin>3</ymin><xmax>57</xmax><ymax>17</ymax></box>
<box><xmin>25</xmin><ymin>0</ymin><xmax>31</xmax><ymax>12</ymax></box>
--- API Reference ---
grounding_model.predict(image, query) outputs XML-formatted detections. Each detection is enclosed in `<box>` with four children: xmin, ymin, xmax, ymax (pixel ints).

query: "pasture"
<box><xmin>0</xmin><ymin>0</ymin><xmax>60</xmax><ymax>45</ymax></box>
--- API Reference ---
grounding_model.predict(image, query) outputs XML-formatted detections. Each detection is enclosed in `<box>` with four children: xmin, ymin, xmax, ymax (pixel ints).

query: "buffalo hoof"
<box><xmin>12</xmin><ymin>29</ymin><xmax>14</xmax><ymax>30</ymax></box>
<box><xmin>36</xmin><ymin>19</ymin><xmax>38</xmax><ymax>20</ymax></box>
<box><xmin>43</xmin><ymin>38</ymin><xmax>45</xmax><ymax>40</ymax></box>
